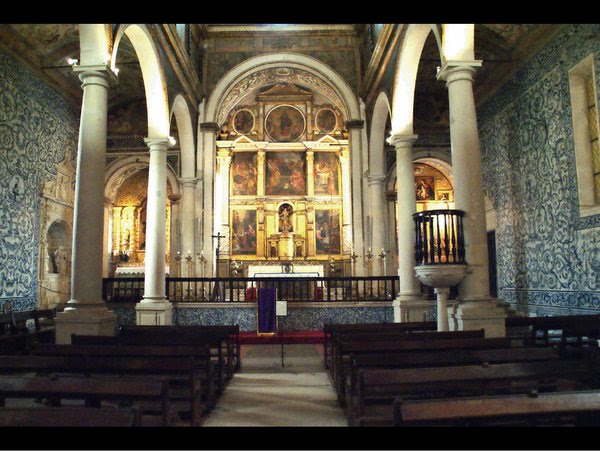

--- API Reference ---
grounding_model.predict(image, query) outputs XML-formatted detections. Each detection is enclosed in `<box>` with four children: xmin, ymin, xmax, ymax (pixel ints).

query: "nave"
<box><xmin>202</xmin><ymin>344</ymin><xmax>347</xmax><ymax>427</ymax></box>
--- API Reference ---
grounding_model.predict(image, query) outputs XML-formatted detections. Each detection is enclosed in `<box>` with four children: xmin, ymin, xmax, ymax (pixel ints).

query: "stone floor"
<box><xmin>202</xmin><ymin>343</ymin><xmax>348</xmax><ymax>427</ymax></box>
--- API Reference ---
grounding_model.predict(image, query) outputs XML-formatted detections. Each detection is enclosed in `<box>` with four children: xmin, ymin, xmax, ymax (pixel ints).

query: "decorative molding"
<box><xmin>217</xmin><ymin>67</ymin><xmax>346</xmax><ymax>126</ymax></box>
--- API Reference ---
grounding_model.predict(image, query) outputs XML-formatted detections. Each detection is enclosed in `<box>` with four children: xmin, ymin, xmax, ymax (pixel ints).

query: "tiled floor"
<box><xmin>202</xmin><ymin>344</ymin><xmax>348</xmax><ymax>427</ymax></box>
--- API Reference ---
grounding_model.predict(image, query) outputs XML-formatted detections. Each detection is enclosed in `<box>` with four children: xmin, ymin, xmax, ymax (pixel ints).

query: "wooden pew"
<box><xmin>353</xmin><ymin>358</ymin><xmax>600</xmax><ymax>426</ymax></box>
<box><xmin>331</xmin><ymin>330</ymin><xmax>488</xmax><ymax>403</ymax></box>
<box><xmin>0</xmin><ymin>355</ymin><xmax>205</xmax><ymax>426</ymax></box>
<box><xmin>0</xmin><ymin>406</ymin><xmax>142</xmax><ymax>427</ymax></box>
<box><xmin>31</xmin><ymin>342</ymin><xmax>218</xmax><ymax>411</ymax></box>
<box><xmin>506</xmin><ymin>314</ymin><xmax>600</xmax><ymax>346</ymax></box>
<box><xmin>0</xmin><ymin>309</ymin><xmax>56</xmax><ymax>354</ymax></box>
<box><xmin>323</xmin><ymin>321</ymin><xmax>436</xmax><ymax>369</ymax></box>
<box><xmin>393</xmin><ymin>390</ymin><xmax>600</xmax><ymax>427</ymax></box>
<box><xmin>118</xmin><ymin>325</ymin><xmax>240</xmax><ymax>391</ymax></box>
<box><xmin>343</xmin><ymin>346</ymin><xmax>563</xmax><ymax>418</ymax></box>
<box><xmin>0</xmin><ymin>375</ymin><xmax>170</xmax><ymax>426</ymax></box>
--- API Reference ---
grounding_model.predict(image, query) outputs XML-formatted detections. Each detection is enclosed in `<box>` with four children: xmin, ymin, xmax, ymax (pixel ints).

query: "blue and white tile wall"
<box><xmin>0</xmin><ymin>51</ymin><xmax>79</xmax><ymax>312</ymax></box>
<box><xmin>478</xmin><ymin>24</ymin><xmax>600</xmax><ymax>316</ymax></box>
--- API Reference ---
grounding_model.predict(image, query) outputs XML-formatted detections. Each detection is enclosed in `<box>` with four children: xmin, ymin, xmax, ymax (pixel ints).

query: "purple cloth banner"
<box><xmin>257</xmin><ymin>288</ymin><xmax>277</xmax><ymax>333</ymax></box>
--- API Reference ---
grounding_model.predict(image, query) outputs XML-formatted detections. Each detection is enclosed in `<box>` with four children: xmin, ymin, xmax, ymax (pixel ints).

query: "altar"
<box><xmin>246</xmin><ymin>264</ymin><xmax>324</xmax><ymax>302</ymax></box>
<box><xmin>247</xmin><ymin>264</ymin><xmax>324</xmax><ymax>278</ymax></box>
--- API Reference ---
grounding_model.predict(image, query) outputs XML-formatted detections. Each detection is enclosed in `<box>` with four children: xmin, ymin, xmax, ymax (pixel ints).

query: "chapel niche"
<box><xmin>110</xmin><ymin>167</ymin><xmax>172</xmax><ymax>271</ymax></box>
<box><xmin>38</xmin><ymin>150</ymin><xmax>75</xmax><ymax>309</ymax></box>
<box><xmin>217</xmin><ymin>78</ymin><xmax>349</xmax><ymax>275</ymax></box>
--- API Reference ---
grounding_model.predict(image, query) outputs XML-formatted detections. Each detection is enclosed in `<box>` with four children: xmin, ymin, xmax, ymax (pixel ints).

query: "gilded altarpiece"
<box><xmin>218</xmin><ymin>82</ymin><xmax>351</xmax><ymax>275</ymax></box>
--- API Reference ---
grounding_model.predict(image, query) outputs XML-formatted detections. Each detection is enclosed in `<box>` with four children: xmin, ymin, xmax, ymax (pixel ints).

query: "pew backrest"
<box><xmin>394</xmin><ymin>390</ymin><xmax>600</xmax><ymax>426</ymax></box>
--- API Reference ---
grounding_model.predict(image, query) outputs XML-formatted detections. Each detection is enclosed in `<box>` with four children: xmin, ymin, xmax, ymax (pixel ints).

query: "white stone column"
<box><xmin>339</xmin><ymin>148</ymin><xmax>353</xmax><ymax>258</ymax></box>
<box><xmin>200</xmin><ymin>122</ymin><xmax>220</xmax><ymax>277</ymax></box>
<box><xmin>346</xmin><ymin>120</ymin><xmax>366</xmax><ymax>276</ymax></box>
<box><xmin>136</xmin><ymin>137</ymin><xmax>175</xmax><ymax>326</ymax></box>
<box><xmin>389</xmin><ymin>134</ymin><xmax>430</xmax><ymax>322</ymax></box>
<box><xmin>180</xmin><ymin>177</ymin><xmax>197</xmax><ymax>277</ymax></box>
<box><xmin>102</xmin><ymin>197</ymin><xmax>112</xmax><ymax>278</ymax></box>
<box><xmin>168</xmin><ymin>194</ymin><xmax>181</xmax><ymax>278</ymax></box>
<box><xmin>54</xmin><ymin>66</ymin><xmax>117</xmax><ymax>344</ymax></box>
<box><xmin>367</xmin><ymin>174</ymin><xmax>387</xmax><ymax>275</ymax></box>
<box><xmin>437</xmin><ymin>61</ymin><xmax>506</xmax><ymax>337</ymax></box>
<box><xmin>216</xmin><ymin>149</ymin><xmax>232</xmax><ymax>262</ymax></box>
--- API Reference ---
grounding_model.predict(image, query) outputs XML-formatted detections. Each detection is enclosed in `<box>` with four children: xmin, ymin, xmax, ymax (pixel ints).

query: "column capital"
<box><xmin>73</xmin><ymin>64</ymin><xmax>119</xmax><ymax>88</ymax></box>
<box><xmin>200</xmin><ymin>122</ymin><xmax>221</xmax><ymax>133</ymax></box>
<box><xmin>367</xmin><ymin>174</ymin><xmax>386</xmax><ymax>186</ymax></box>
<box><xmin>179</xmin><ymin>177</ymin><xmax>197</xmax><ymax>188</ymax></box>
<box><xmin>144</xmin><ymin>136</ymin><xmax>175</xmax><ymax>151</ymax></box>
<box><xmin>168</xmin><ymin>193</ymin><xmax>182</xmax><ymax>204</ymax></box>
<box><xmin>389</xmin><ymin>133</ymin><xmax>418</xmax><ymax>149</ymax></box>
<box><xmin>436</xmin><ymin>60</ymin><xmax>482</xmax><ymax>84</ymax></box>
<box><xmin>345</xmin><ymin>119</ymin><xmax>365</xmax><ymax>130</ymax></box>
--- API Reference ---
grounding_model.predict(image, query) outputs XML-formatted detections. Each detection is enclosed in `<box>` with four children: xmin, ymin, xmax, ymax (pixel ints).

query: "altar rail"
<box><xmin>102</xmin><ymin>276</ymin><xmax>398</xmax><ymax>303</ymax></box>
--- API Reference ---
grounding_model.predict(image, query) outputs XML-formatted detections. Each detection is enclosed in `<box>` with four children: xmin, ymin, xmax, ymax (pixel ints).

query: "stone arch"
<box><xmin>170</xmin><ymin>94</ymin><xmax>195</xmax><ymax>179</ymax></box>
<box><xmin>369</xmin><ymin>91</ymin><xmax>392</xmax><ymax>177</ymax></box>
<box><xmin>205</xmin><ymin>52</ymin><xmax>361</xmax><ymax>125</ymax></box>
<box><xmin>105</xmin><ymin>156</ymin><xmax>181</xmax><ymax>203</ymax></box>
<box><xmin>390</xmin><ymin>24</ymin><xmax>443</xmax><ymax>137</ymax></box>
<box><xmin>111</xmin><ymin>24</ymin><xmax>170</xmax><ymax>139</ymax></box>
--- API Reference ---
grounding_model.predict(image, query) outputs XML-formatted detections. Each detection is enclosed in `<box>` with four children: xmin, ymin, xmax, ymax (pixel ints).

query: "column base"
<box><xmin>135</xmin><ymin>301</ymin><xmax>173</xmax><ymax>325</ymax></box>
<box><xmin>393</xmin><ymin>294</ymin><xmax>432</xmax><ymax>323</ymax></box>
<box><xmin>448</xmin><ymin>297</ymin><xmax>508</xmax><ymax>337</ymax></box>
<box><xmin>54</xmin><ymin>305</ymin><xmax>118</xmax><ymax>344</ymax></box>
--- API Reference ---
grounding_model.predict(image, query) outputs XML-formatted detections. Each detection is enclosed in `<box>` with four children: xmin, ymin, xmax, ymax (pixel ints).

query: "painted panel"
<box><xmin>315</xmin><ymin>210</ymin><xmax>341</xmax><ymax>255</ymax></box>
<box><xmin>313</xmin><ymin>152</ymin><xmax>339</xmax><ymax>196</ymax></box>
<box><xmin>231</xmin><ymin>209</ymin><xmax>257</xmax><ymax>255</ymax></box>
<box><xmin>265</xmin><ymin>152</ymin><xmax>306</xmax><ymax>196</ymax></box>
<box><xmin>231</xmin><ymin>152</ymin><xmax>258</xmax><ymax>196</ymax></box>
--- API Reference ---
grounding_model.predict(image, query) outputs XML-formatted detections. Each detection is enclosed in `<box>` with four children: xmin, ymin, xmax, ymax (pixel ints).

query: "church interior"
<box><xmin>0</xmin><ymin>22</ymin><xmax>600</xmax><ymax>434</ymax></box>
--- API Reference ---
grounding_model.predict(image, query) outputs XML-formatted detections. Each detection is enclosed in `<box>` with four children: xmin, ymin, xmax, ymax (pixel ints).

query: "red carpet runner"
<box><xmin>239</xmin><ymin>330</ymin><xmax>324</xmax><ymax>345</ymax></box>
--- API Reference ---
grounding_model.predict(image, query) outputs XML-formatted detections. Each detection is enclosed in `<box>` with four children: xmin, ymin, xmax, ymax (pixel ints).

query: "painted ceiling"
<box><xmin>0</xmin><ymin>23</ymin><xmax>564</xmax><ymax>141</ymax></box>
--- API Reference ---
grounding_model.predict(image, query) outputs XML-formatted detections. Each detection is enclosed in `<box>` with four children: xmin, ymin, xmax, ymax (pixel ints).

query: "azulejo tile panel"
<box><xmin>0</xmin><ymin>51</ymin><xmax>79</xmax><ymax>311</ymax></box>
<box><xmin>478</xmin><ymin>24</ymin><xmax>600</xmax><ymax>315</ymax></box>
<box><xmin>114</xmin><ymin>304</ymin><xmax>398</xmax><ymax>331</ymax></box>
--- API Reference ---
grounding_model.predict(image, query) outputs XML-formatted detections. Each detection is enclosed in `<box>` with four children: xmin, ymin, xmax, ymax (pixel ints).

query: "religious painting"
<box><xmin>315</xmin><ymin>210</ymin><xmax>341</xmax><ymax>255</ymax></box>
<box><xmin>231</xmin><ymin>209</ymin><xmax>257</xmax><ymax>255</ymax></box>
<box><xmin>415</xmin><ymin>177</ymin><xmax>435</xmax><ymax>201</ymax></box>
<box><xmin>265</xmin><ymin>105</ymin><xmax>305</xmax><ymax>142</ymax></box>
<box><xmin>314</xmin><ymin>152</ymin><xmax>339</xmax><ymax>196</ymax></box>
<box><xmin>315</xmin><ymin>108</ymin><xmax>337</xmax><ymax>134</ymax></box>
<box><xmin>233</xmin><ymin>109</ymin><xmax>255</xmax><ymax>135</ymax></box>
<box><xmin>265</xmin><ymin>152</ymin><xmax>306</xmax><ymax>196</ymax></box>
<box><xmin>436</xmin><ymin>189</ymin><xmax>453</xmax><ymax>202</ymax></box>
<box><xmin>231</xmin><ymin>152</ymin><xmax>258</xmax><ymax>196</ymax></box>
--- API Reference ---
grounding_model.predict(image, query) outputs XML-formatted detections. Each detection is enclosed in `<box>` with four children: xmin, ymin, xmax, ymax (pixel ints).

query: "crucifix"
<box><xmin>211</xmin><ymin>232</ymin><xmax>225</xmax><ymax>301</ymax></box>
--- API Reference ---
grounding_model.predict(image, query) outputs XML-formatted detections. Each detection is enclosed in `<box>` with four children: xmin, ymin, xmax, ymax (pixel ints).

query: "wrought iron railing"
<box><xmin>102</xmin><ymin>276</ymin><xmax>398</xmax><ymax>303</ymax></box>
<box><xmin>413</xmin><ymin>209</ymin><xmax>466</xmax><ymax>265</ymax></box>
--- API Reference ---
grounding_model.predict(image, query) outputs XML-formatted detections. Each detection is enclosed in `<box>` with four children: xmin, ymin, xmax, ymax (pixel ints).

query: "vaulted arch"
<box><xmin>111</xmin><ymin>24</ymin><xmax>170</xmax><ymax>139</ymax></box>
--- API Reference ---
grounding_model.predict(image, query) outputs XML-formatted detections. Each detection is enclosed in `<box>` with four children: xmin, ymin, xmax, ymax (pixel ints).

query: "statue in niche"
<box><xmin>53</xmin><ymin>245</ymin><xmax>70</xmax><ymax>275</ymax></box>
<box><xmin>47</xmin><ymin>245</ymin><xmax>58</xmax><ymax>274</ymax></box>
<box><xmin>278</xmin><ymin>204</ymin><xmax>293</xmax><ymax>233</ymax></box>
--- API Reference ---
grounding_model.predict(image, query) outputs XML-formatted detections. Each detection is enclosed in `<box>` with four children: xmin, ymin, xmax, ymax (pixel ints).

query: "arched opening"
<box><xmin>202</xmin><ymin>53</ymin><xmax>359</xmax><ymax>278</ymax></box>
<box><xmin>104</xmin><ymin>157</ymin><xmax>180</xmax><ymax>277</ymax></box>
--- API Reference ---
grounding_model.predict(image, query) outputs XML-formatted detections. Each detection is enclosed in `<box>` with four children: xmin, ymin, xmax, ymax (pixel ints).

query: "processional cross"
<box><xmin>211</xmin><ymin>232</ymin><xmax>225</xmax><ymax>301</ymax></box>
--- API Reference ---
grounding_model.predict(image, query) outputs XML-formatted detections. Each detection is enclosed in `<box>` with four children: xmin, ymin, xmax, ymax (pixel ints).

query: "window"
<box><xmin>569</xmin><ymin>53</ymin><xmax>600</xmax><ymax>216</ymax></box>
